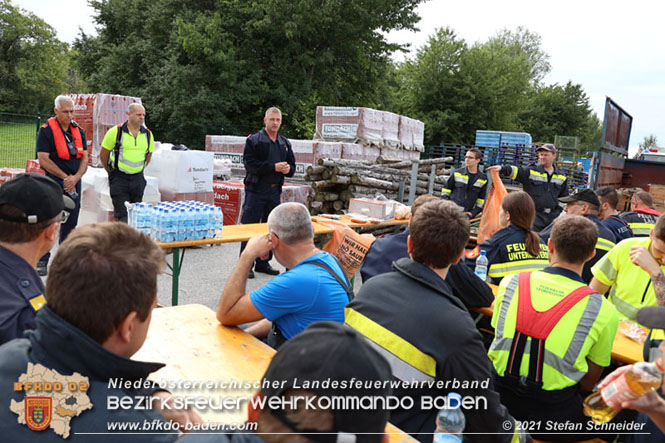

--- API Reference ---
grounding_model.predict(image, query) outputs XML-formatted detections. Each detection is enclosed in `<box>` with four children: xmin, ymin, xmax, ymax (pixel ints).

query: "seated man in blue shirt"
<box><xmin>217</xmin><ymin>202</ymin><xmax>350</xmax><ymax>348</ymax></box>
<box><xmin>0</xmin><ymin>173</ymin><xmax>73</xmax><ymax>345</ymax></box>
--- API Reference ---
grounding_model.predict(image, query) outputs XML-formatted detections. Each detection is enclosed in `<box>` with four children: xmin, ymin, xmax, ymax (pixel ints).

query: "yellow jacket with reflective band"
<box><xmin>101</xmin><ymin>123</ymin><xmax>154</xmax><ymax>174</ymax></box>
<box><xmin>489</xmin><ymin>270</ymin><xmax>618</xmax><ymax>390</ymax></box>
<box><xmin>591</xmin><ymin>237</ymin><xmax>665</xmax><ymax>321</ymax></box>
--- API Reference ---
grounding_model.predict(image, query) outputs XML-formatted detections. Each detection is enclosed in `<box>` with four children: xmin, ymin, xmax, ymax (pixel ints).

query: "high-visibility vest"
<box><xmin>592</xmin><ymin>237</ymin><xmax>665</xmax><ymax>320</ymax></box>
<box><xmin>46</xmin><ymin>117</ymin><xmax>83</xmax><ymax>160</ymax></box>
<box><xmin>489</xmin><ymin>271</ymin><xmax>617</xmax><ymax>390</ymax></box>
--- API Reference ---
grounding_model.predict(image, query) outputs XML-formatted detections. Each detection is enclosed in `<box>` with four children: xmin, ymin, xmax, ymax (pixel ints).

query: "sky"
<box><xmin>15</xmin><ymin>0</ymin><xmax>665</xmax><ymax>156</ymax></box>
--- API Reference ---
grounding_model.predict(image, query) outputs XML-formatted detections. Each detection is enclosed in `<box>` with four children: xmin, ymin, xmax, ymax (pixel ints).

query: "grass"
<box><xmin>0</xmin><ymin>120</ymin><xmax>39</xmax><ymax>169</ymax></box>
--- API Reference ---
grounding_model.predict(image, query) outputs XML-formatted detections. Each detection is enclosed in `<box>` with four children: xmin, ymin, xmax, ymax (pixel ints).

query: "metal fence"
<box><xmin>0</xmin><ymin>112</ymin><xmax>41</xmax><ymax>168</ymax></box>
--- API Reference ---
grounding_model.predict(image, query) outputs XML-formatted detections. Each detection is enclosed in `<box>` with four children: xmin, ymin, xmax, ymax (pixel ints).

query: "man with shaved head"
<box><xmin>100</xmin><ymin>103</ymin><xmax>155</xmax><ymax>223</ymax></box>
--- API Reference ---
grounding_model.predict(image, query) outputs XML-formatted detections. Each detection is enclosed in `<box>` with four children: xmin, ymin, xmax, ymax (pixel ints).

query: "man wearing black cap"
<box><xmin>488</xmin><ymin>143</ymin><xmax>569</xmax><ymax>231</ymax></box>
<box><xmin>36</xmin><ymin>95</ymin><xmax>89</xmax><ymax>275</ymax></box>
<box><xmin>243</xmin><ymin>321</ymin><xmax>393</xmax><ymax>442</ymax></box>
<box><xmin>539</xmin><ymin>188</ymin><xmax>617</xmax><ymax>283</ymax></box>
<box><xmin>0</xmin><ymin>173</ymin><xmax>73</xmax><ymax>345</ymax></box>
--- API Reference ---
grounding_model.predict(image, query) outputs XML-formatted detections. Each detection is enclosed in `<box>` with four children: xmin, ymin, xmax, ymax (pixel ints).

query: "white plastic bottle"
<box><xmin>433</xmin><ymin>393</ymin><xmax>465</xmax><ymax>442</ymax></box>
<box><xmin>474</xmin><ymin>250</ymin><xmax>488</xmax><ymax>282</ymax></box>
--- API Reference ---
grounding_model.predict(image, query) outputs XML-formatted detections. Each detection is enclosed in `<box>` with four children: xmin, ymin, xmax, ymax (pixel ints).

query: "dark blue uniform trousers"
<box><xmin>239</xmin><ymin>187</ymin><xmax>281</xmax><ymax>269</ymax></box>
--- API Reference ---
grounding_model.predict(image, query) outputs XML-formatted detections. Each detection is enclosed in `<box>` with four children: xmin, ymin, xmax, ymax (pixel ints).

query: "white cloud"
<box><xmin>15</xmin><ymin>0</ymin><xmax>665</xmax><ymax>153</ymax></box>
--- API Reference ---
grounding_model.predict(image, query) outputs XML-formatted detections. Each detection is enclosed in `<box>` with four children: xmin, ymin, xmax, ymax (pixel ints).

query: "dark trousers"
<box><xmin>109</xmin><ymin>169</ymin><xmax>147</xmax><ymax>223</ymax></box>
<box><xmin>40</xmin><ymin>177</ymin><xmax>81</xmax><ymax>264</ymax></box>
<box><xmin>239</xmin><ymin>187</ymin><xmax>281</xmax><ymax>269</ymax></box>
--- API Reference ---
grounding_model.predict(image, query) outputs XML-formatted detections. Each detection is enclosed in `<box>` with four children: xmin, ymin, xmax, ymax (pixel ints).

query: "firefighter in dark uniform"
<box><xmin>467</xmin><ymin>191</ymin><xmax>548</xmax><ymax>285</ymax></box>
<box><xmin>488</xmin><ymin>143</ymin><xmax>568</xmax><ymax>231</ymax></box>
<box><xmin>620</xmin><ymin>191</ymin><xmax>662</xmax><ymax>237</ymax></box>
<box><xmin>539</xmin><ymin>189</ymin><xmax>616</xmax><ymax>284</ymax></box>
<box><xmin>346</xmin><ymin>200</ymin><xmax>525</xmax><ymax>443</ymax></box>
<box><xmin>441</xmin><ymin>148</ymin><xmax>487</xmax><ymax>217</ymax></box>
<box><xmin>597</xmin><ymin>187</ymin><xmax>633</xmax><ymax>241</ymax></box>
<box><xmin>489</xmin><ymin>215</ymin><xmax>619</xmax><ymax>441</ymax></box>
<box><xmin>240</xmin><ymin>107</ymin><xmax>296</xmax><ymax>279</ymax></box>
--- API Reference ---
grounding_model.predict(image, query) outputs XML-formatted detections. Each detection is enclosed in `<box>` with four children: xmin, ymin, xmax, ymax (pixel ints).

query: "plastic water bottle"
<box><xmin>184</xmin><ymin>206</ymin><xmax>195</xmax><ymax>240</ymax></box>
<box><xmin>474</xmin><ymin>250</ymin><xmax>488</xmax><ymax>282</ymax></box>
<box><xmin>433</xmin><ymin>393</ymin><xmax>465</xmax><ymax>442</ymax></box>
<box><xmin>214</xmin><ymin>206</ymin><xmax>223</xmax><ymax>238</ymax></box>
<box><xmin>176</xmin><ymin>209</ymin><xmax>186</xmax><ymax>241</ymax></box>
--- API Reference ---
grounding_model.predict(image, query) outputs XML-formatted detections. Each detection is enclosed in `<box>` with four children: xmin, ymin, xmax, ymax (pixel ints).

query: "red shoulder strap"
<box><xmin>515</xmin><ymin>272</ymin><xmax>595</xmax><ymax>340</ymax></box>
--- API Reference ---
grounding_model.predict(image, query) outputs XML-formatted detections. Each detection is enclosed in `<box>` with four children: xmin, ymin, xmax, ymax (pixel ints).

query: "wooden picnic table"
<box><xmin>156</xmin><ymin>217</ymin><xmax>408</xmax><ymax>306</ymax></box>
<box><xmin>133</xmin><ymin>304</ymin><xmax>416</xmax><ymax>442</ymax></box>
<box><xmin>473</xmin><ymin>284</ymin><xmax>644</xmax><ymax>364</ymax></box>
<box><xmin>154</xmin><ymin>221</ymin><xmax>334</xmax><ymax>305</ymax></box>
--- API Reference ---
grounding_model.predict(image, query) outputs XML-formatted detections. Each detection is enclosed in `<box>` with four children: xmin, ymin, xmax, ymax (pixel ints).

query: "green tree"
<box><xmin>634</xmin><ymin>134</ymin><xmax>658</xmax><ymax>159</ymax></box>
<box><xmin>517</xmin><ymin>82</ymin><xmax>596</xmax><ymax>143</ymax></box>
<box><xmin>0</xmin><ymin>0</ymin><xmax>70</xmax><ymax>114</ymax></box>
<box><xmin>75</xmin><ymin>0</ymin><xmax>423</xmax><ymax>148</ymax></box>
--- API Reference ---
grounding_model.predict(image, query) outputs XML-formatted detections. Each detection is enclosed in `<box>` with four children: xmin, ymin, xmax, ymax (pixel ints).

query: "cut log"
<box><xmin>387</xmin><ymin>157</ymin><xmax>453</xmax><ymax>169</ymax></box>
<box><xmin>332</xmin><ymin>200</ymin><xmax>345</xmax><ymax>211</ymax></box>
<box><xmin>306</xmin><ymin>165</ymin><xmax>326</xmax><ymax>175</ymax></box>
<box><xmin>330</xmin><ymin>174</ymin><xmax>351</xmax><ymax>184</ymax></box>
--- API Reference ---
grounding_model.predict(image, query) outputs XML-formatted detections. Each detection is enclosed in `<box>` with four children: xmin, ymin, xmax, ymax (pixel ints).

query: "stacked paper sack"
<box><xmin>68</xmin><ymin>93</ymin><xmax>142</xmax><ymax>167</ymax></box>
<box><xmin>314</xmin><ymin>106</ymin><xmax>423</xmax><ymax>160</ymax></box>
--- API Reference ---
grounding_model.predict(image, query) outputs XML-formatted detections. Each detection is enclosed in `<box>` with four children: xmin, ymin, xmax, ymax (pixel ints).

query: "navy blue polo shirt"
<box><xmin>0</xmin><ymin>246</ymin><xmax>46</xmax><ymax>345</ymax></box>
<box><xmin>36</xmin><ymin>122</ymin><xmax>88</xmax><ymax>178</ymax></box>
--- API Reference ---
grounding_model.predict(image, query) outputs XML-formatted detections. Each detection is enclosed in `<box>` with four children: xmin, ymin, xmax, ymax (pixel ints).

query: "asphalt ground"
<box><xmin>155</xmin><ymin>242</ymin><xmax>363</xmax><ymax>311</ymax></box>
<box><xmin>42</xmin><ymin>238</ymin><xmax>363</xmax><ymax>317</ymax></box>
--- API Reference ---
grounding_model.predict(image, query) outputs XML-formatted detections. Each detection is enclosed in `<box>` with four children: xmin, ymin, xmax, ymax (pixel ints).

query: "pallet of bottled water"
<box><xmin>128</xmin><ymin>201</ymin><xmax>223</xmax><ymax>242</ymax></box>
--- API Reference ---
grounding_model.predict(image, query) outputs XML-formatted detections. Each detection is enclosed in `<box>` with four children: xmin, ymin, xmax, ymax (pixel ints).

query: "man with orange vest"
<box><xmin>36</xmin><ymin>95</ymin><xmax>88</xmax><ymax>275</ymax></box>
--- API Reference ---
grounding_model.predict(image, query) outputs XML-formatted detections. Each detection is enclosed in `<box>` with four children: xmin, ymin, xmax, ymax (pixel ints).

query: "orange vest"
<box><xmin>46</xmin><ymin>117</ymin><xmax>83</xmax><ymax>160</ymax></box>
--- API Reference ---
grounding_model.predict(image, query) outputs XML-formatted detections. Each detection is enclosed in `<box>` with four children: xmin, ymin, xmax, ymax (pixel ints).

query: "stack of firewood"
<box><xmin>305</xmin><ymin>157</ymin><xmax>451</xmax><ymax>216</ymax></box>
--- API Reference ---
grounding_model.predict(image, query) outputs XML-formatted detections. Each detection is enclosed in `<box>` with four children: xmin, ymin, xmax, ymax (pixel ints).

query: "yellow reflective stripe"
<box><xmin>552</xmin><ymin>174</ymin><xmax>567</xmax><ymax>181</ymax></box>
<box><xmin>476</xmin><ymin>198</ymin><xmax>485</xmax><ymax>207</ymax></box>
<box><xmin>594</xmin><ymin>256</ymin><xmax>617</xmax><ymax>284</ymax></box>
<box><xmin>529</xmin><ymin>170</ymin><xmax>547</xmax><ymax>178</ymax></box>
<box><xmin>488</xmin><ymin>259</ymin><xmax>548</xmax><ymax>278</ymax></box>
<box><xmin>596</xmin><ymin>238</ymin><xmax>616</xmax><ymax>252</ymax></box>
<box><xmin>629</xmin><ymin>223</ymin><xmax>654</xmax><ymax>236</ymax></box>
<box><xmin>510</xmin><ymin>166</ymin><xmax>518</xmax><ymax>180</ymax></box>
<box><xmin>441</xmin><ymin>188</ymin><xmax>451</xmax><ymax>195</ymax></box>
<box><xmin>609</xmin><ymin>294</ymin><xmax>639</xmax><ymax>320</ymax></box>
<box><xmin>345</xmin><ymin>307</ymin><xmax>436</xmax><ymax>377</ymax></box>
<box><xmin>29</xmin><ymin>294</ymin><xmax>46</xmax><ymax>311</ymax></box>
<box><xmin>454</xmin><ymin>172</ymin><xmax>468</xmax><ymax>184</ymax></box>
<box><xmin>476</xmin><ymin>179</ymin><xmax>488</xmax><ymax>185</ymax></box>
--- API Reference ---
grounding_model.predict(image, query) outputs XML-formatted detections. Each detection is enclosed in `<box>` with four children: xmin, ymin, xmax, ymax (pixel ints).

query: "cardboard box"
<box><xmin>79</xmin><ymin>167</ymin><xmax>160</xmax><ymax>225</ymax></box>
<box><xmin>348</xmin><ymin>198</ymin><xmax>396</xmax><ymax>220</ymax></box>
<box><xmin>144</xmin><ymin>150</ymin><xmax>214</xmax><ymax>194</ymax></box>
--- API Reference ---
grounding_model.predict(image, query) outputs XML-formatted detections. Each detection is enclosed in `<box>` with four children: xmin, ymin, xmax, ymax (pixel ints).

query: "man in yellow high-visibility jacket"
<box><xmin>100</xmin><ymin>103</ymin><xmax>154</xmax><ymax>223</ymax></box>
<box><xmin>591</xmin><ymin>215</ymin><xmax>665</xmax><ymax>322</ymax></box>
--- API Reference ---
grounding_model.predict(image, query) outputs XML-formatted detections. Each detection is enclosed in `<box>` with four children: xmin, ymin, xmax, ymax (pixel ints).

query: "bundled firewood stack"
<box><xmin>305</xmin><ymin>157</ymin><xmax>452</xmax><ymax>216</ymax></box>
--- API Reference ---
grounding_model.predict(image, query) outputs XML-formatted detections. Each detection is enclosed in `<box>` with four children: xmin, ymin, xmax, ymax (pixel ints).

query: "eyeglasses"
<box><xmin>464</xmin><ymin>156</ymin><xmax>479</xmax><ymax>160</ymax></box>
<box><xmin>56</xmin><ymin>210</ymin><xmax>70</xmax><ymax>224</ymax></box>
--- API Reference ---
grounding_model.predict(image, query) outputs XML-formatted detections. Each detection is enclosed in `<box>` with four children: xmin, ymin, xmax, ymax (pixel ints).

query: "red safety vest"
<box><xmin>505</xmin><ymin>272</ymin><xmax>595</xmax><ymax>383</ymax></box>
<box><xmin>46</xmin><ymin>117</ymin><xmax>83</xmax><ymax>160</ymax></box>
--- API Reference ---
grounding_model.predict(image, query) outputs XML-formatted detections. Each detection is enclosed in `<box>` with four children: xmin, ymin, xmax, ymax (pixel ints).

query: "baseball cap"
<box><xmin>536</xmin><ymin>143</ymin><xmax>557</xmax><ymax>153</ymax></box>
<box><xmin>637</xmin><ymin>306</ymin><xmax>665</xmax><ymax>330</ymax></box>
<box><xmin>559</xmin><ymin>188</ymin><xmax>601</xmax><ymax>207</ymax></box>
<box><xmin>261</xmin><ymin>321</ymin><xmax>392</xmax><ymax>442</ymax></box>
<box><xmin>0</xmin><ymin>173</ymin><xmax>75</xmax><ymax>224</ymax></box>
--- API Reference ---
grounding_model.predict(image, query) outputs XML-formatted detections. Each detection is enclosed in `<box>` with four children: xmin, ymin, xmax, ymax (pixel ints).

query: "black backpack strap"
<box><xmin>142</xmin><ymin>126</ymin><xmax>152</xmax><ymax>159</ymax></box>
<box><xmin>113</xmin><ymin>123</ymin><xmax>125</xmax><ymax>171</ymax></box>
<box><xmin>305</xmin><ymin>258</ymin><xmax>354</xmax><ymax>302</ymax></box>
